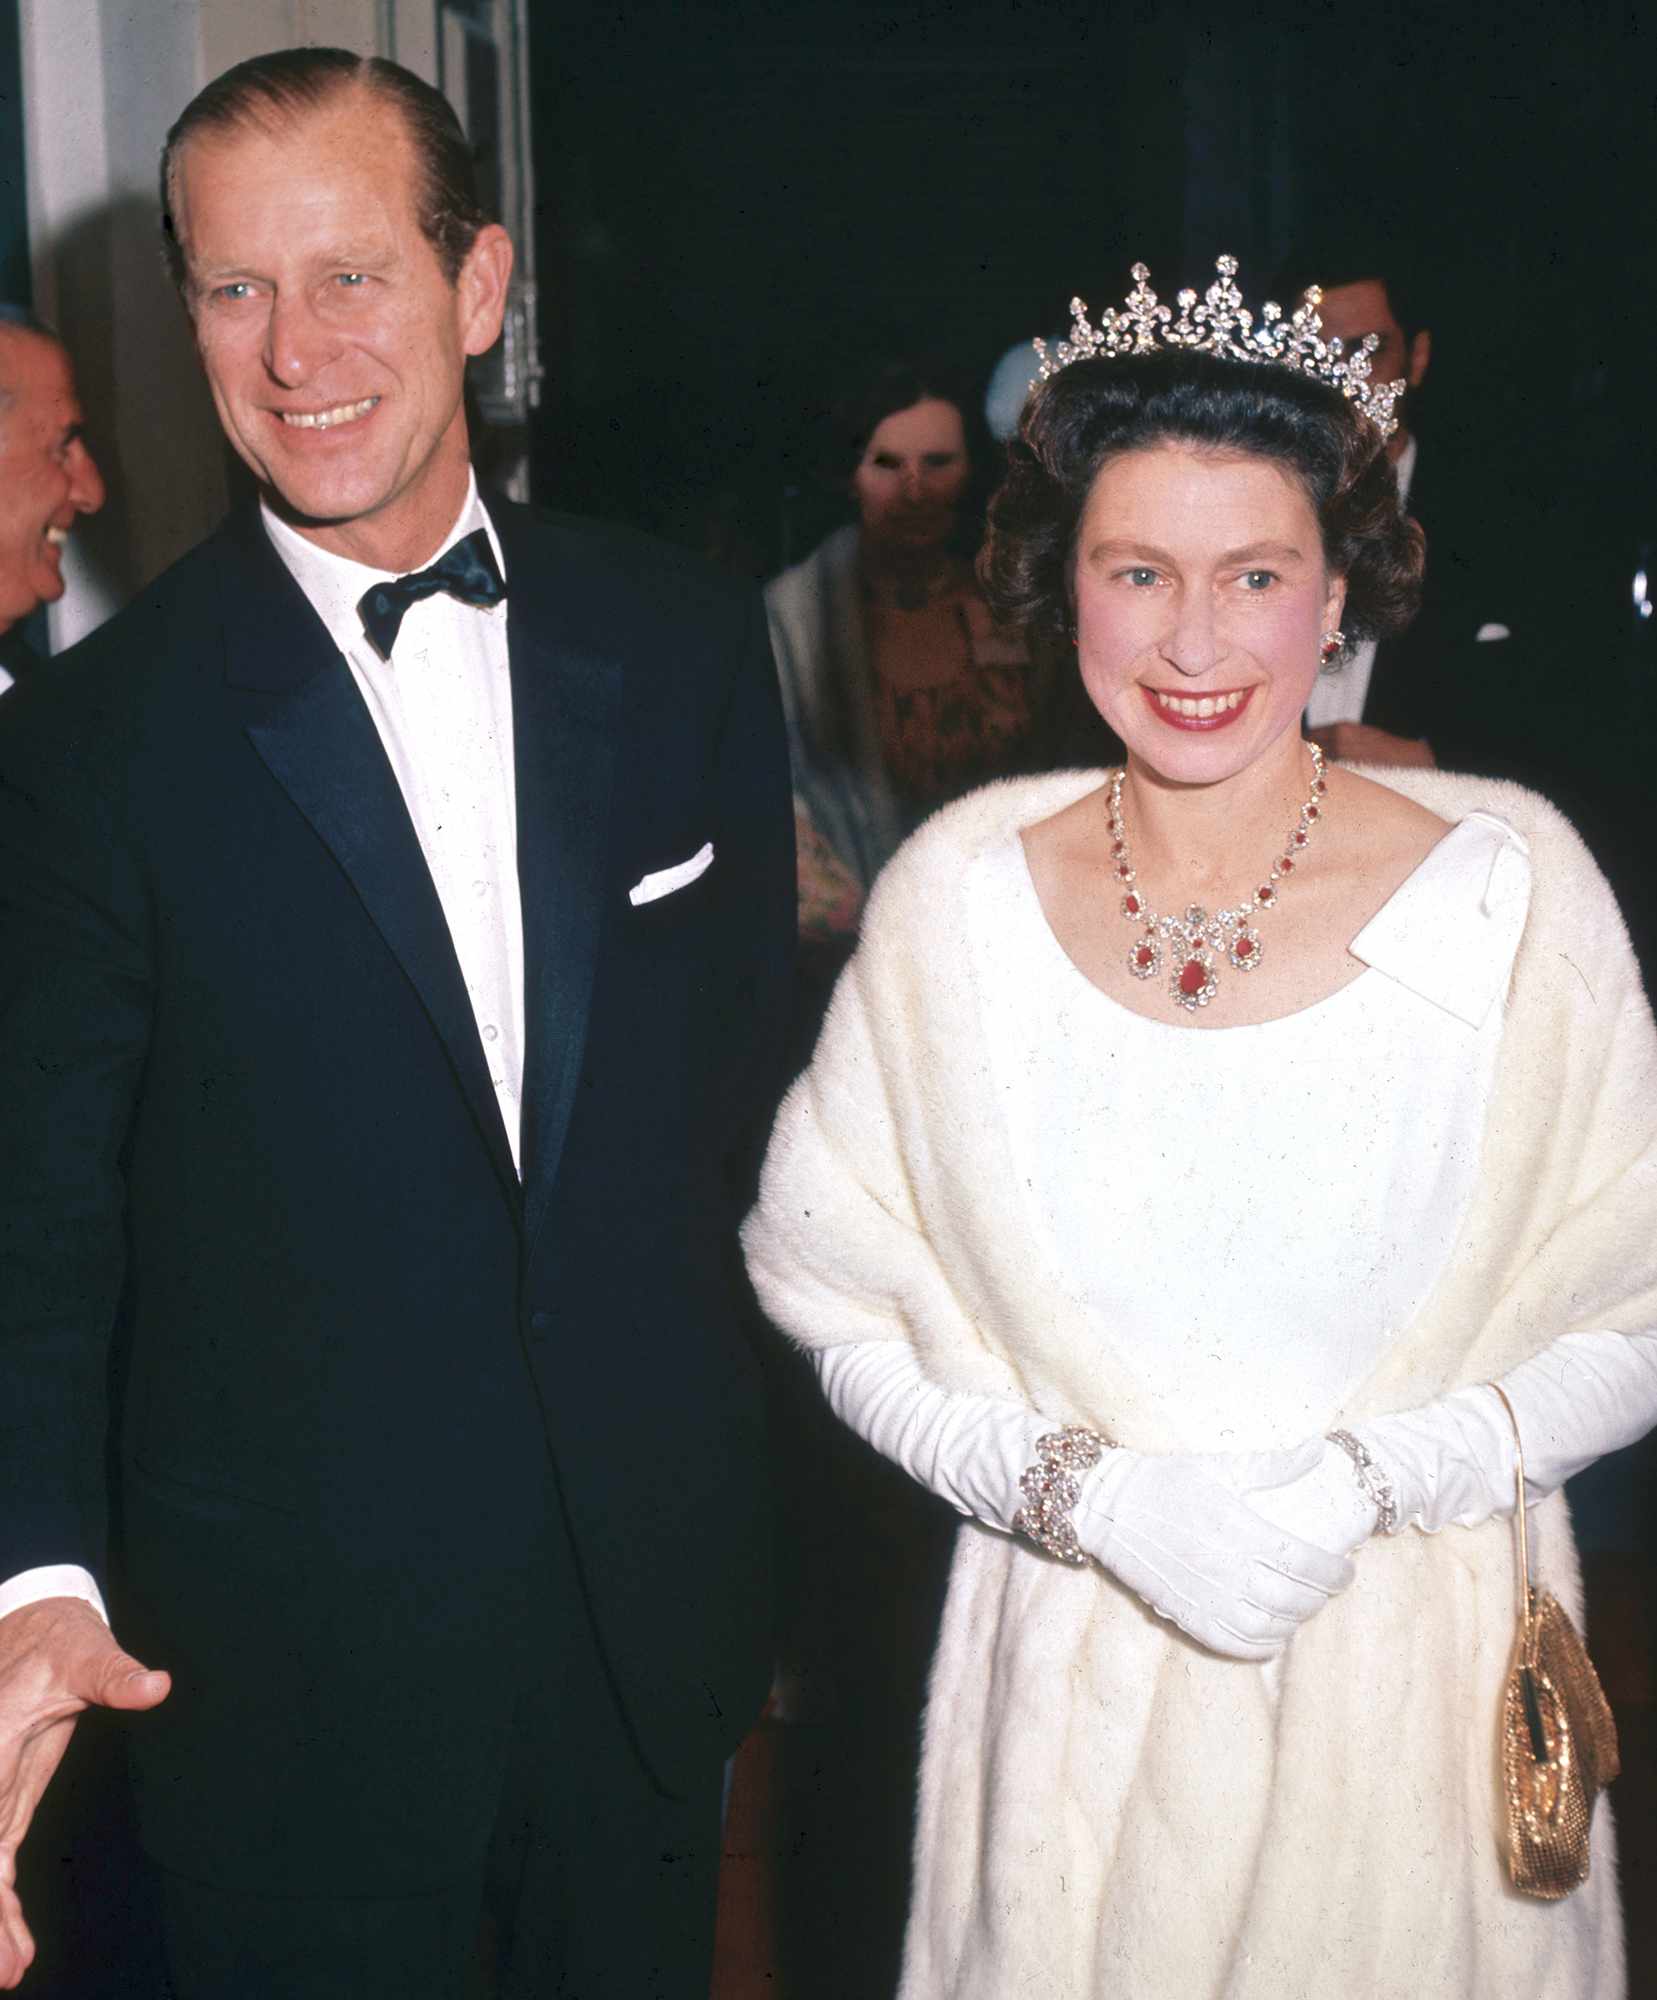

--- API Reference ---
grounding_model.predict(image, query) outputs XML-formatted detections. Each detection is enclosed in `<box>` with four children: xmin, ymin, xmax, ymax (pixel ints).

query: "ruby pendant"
<box><xmin>1105</xmin><ymin>741</ymin><xmax>1325</xmax><ymax>1017</ymax></box>
<box><xmin>1169</xmin><ymin>942</ymin><xmax>1218</xmax><ymax>1010</ymax></box>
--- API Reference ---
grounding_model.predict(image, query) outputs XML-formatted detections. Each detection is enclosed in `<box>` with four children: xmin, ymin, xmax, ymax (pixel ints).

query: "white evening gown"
<box><xmin>748</xmin><ymin>773</ymin><xmax>1645</xmax><ymax>1999</ymax></box>
<box><xmin>972</xmin><ymin>810</ymin><xmax>1527</xmax><ymax>1452</ymax></box>
<box><xmin>905</xmin><ymin>807</ymin><xmax>1619</xmax><ymax>1996</ymax></box>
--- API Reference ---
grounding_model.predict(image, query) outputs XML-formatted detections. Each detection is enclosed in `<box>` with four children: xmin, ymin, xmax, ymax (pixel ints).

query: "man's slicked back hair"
<box><xmin>159</xmin><ymin>46</ymin><xmax>491</xmax><ymax>295</ymax></box>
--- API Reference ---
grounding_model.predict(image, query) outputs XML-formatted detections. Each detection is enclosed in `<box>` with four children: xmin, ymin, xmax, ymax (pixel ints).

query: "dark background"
<box><xmin>526</xmin><ymin>0</ymin><xmax>1653</xmax><ymax>619</ymax></box>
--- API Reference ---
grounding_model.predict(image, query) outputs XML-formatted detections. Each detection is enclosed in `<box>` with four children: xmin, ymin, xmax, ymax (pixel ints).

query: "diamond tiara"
<box><xmin>1032</xmin><ymin>254</ymin><xmax>1407</xmax><ymax>442</ymax></box>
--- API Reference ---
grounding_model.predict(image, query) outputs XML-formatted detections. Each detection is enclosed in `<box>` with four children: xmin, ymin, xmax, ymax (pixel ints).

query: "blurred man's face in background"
<box><xmin>1314</xmin><ymin>278</ymin><xmax>1431</xmax><ymax>456</ymax></box>
<box><xmin>0</xmin><ymin>330</ymin><xmax>105</xmax><ymax>633</ymax></box>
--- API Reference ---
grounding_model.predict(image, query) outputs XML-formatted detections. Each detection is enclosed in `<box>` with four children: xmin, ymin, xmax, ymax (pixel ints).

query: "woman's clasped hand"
<box><xmin>1071</xmin><ymin>1440</ymin><xmax>1371</xmax><ymax>1659</ymax></box>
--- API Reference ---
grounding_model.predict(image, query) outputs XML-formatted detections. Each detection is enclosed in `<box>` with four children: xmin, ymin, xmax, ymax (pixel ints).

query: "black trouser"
<box><xmin>156</xmin><ymin>1504</ymin><xmax>723</xmax><ymax>2000</ymax></box>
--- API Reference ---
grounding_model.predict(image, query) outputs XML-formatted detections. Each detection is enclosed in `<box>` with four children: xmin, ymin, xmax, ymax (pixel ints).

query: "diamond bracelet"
<box><xmin>1012</xmin><ymin>1426</ymin><xmax>1111</xmax><ymax>1565</ymax></box>
<box><xmin>1326</xmin><ymin>1427</ymin><xmax>1400</xmax><ymax>1536</ymax></box>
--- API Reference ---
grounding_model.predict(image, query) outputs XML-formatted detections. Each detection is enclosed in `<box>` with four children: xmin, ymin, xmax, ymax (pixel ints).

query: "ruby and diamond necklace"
<box><xmin>1106</xmin><ymin>742</ymin><xmax>1329</xmax><ymax>1013</ymax></box>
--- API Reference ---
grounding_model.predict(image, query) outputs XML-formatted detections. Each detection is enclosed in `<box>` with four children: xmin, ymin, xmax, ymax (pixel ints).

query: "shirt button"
<box><xmin>483</xmin><ymin>1023</ymin><xmax>499</xmax><ymax>1042</ymax></box>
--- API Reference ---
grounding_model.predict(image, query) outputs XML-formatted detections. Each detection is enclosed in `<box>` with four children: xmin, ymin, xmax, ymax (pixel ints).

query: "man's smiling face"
<box><xmin>172</xmin><ymin>87</ymin><xmax>511</xmax><ymax>571</ymax></box>
<box><xmin>0</xmin><ymin>330</ymin><xmax>105</xmax><ymax>633</ymax></box>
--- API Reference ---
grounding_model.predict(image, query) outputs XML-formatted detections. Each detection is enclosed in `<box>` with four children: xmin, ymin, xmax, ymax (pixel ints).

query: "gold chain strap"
<box><xmin>1489</xmin><ymin>1381</ymin><xmax>1533</xmax><ymax>1660</ymax></box>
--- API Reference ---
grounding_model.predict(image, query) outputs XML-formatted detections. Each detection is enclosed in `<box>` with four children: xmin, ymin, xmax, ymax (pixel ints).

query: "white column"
<box><xmin>21</xmin><ymin>0</ymin><xmax>224</xmax><ymax>648</ymax></box>
<box><xmin>383</xmin><ymin>0</ymin><xmax>440</xmax><ymax>84</ymax></box>
<box><xmin>22</xmin><ymin>0</ymin><xmax>119</xmax><ymax>647</ymax></box>
<box><xmin>201</xmin><ymin>0</ymin><xmax>384</xmax><ymax>80</ymax></box>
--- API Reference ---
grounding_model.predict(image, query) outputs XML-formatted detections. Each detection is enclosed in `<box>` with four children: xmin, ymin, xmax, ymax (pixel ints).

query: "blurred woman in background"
<box><xmin>767</xmin><ymin>359</ymin><xmax>1077</xmax><ymax>946</ymax></box>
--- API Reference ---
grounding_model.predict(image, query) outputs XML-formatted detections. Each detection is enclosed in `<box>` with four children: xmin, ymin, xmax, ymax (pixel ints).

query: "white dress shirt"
<box><xmin>0</xmin><ymin>474</ymin><xmax>525</xmax><ymax>1629</ymax></box>
<box><xmin>260</xmin><ymin>476</ymin><xmax>525</xmax><ymax>1168</ymax></box>
<box><xmin>1303</xmin><ymin>435</ymin><xmax>1417</xmax><ymax>731</ymax></box>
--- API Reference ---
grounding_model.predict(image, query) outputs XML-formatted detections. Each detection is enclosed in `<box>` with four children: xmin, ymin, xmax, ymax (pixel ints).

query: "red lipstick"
<box><xmin>1140</xmin><ymin>685</ymin><xmax>1256</xmax><ymax>732</ymax></box>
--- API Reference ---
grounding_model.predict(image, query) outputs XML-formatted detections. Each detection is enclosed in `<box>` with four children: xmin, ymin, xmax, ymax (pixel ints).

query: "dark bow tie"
<box><xmin>357</xmin><ymin>528</ymin><xmax>507</xmax><ymax>659</ymax></box>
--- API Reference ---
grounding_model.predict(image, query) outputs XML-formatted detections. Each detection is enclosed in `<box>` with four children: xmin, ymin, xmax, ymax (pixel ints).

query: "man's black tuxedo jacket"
<box><xmin>0</xmin><ymin>629</ymin><xmax>41</xmax><ymax>686</ymax></box>
<box><xmin>1359</xmin><ymin>446</ymin><xmax>1654</xmax><ymax>957</ymax></box>
<box><xmin>1361</xmin><ymin>445</ymin><xmax>1571</xmax><ymax>784</ymax></box>
<box><xmin>0</xmin><ymin>496</ymin><xmax>795</xmax><ymax>1894</ymax></box>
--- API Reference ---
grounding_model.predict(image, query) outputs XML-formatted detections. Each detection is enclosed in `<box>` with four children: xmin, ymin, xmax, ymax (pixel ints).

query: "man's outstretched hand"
<box><xmin>0</xmin><ymin>1598</ymin><xmax>169</xmax><ymax>1989</ymax></box>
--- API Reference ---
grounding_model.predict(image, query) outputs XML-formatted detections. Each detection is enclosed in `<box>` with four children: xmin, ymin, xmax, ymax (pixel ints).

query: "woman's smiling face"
<box><xmin>1072</xmin><ymin>443</ymin><xmax>1345</xmax><ymax>784</ymax></box>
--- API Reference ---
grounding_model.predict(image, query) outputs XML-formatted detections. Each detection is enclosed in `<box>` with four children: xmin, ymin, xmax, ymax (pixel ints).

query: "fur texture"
<box><xmin>745</xmin><ymin>767</ymin><xmax>1654</xmax><ymax>1998</ymax></box>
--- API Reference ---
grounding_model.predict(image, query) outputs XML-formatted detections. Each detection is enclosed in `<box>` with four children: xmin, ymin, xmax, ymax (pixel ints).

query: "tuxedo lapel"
<box><xmin>493</xmin><ymin>502</ymin><xmax>624</xmax><ymax>1257</ymax></box>
<box><xmin>223</xmin><ymin>509</ymin><xmax>522</xmax><ymax>1211</ymax></box>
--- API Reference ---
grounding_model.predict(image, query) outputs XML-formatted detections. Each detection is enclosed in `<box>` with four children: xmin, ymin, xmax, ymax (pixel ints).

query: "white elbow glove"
<box><xmin>1242</xmin><ymin>1438</ymin><xmax>1385</xmax><ymax>1554</ymax></box>
<box><xmin>810</xmin><ymin>1343</ymin><xmax>1356</xmax><ymax>1662</ymax></box>
<box><xmin>1258</xmin><ymin>1329</ymin><xmax>1657</xmax><ymax>1545</ymax></box>
<box><xmin>1072</xmin><ymin>1442</ymin><xmax>1357</xmax><ymax>1661</ymax></box>
<box><xmin>811</xmin><ymin>1337</ymin><xmax>1055</xmax><ymax>1531</ymax></box>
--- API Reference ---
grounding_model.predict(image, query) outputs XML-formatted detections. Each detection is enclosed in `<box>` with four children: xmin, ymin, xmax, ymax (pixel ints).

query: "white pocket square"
<box><xmin>629</xmin><ymin>841</ymin><xmax>714</xmax><ymax>906</ymax></box>
<box><xmin>1475</xmin><ymin>622</ymin><xmax>1511</xmax><ymax>642</ymax></box>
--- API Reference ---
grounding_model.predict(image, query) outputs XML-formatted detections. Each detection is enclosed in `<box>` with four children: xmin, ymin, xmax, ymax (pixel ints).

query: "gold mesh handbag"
<box><xmin>1492</xmin><ymin>1383</ymin><xmax>1620</xmax><ymax>1899</ymax></box>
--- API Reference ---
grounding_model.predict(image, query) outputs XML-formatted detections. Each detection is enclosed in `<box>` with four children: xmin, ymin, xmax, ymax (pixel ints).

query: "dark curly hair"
<box><xmin>981</xmin><ymin>348</ymin><xmax>1424</xmax><ymax>655</ymax></box>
